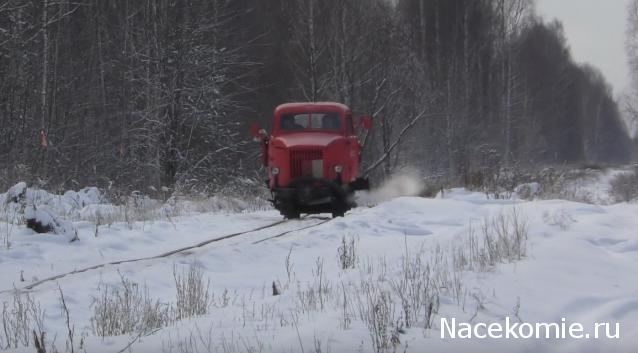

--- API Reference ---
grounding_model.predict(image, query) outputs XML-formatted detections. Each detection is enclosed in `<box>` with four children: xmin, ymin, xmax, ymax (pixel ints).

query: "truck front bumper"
<box><xmin>273</xmin><ymin>177</ymin><xmax>348</xmax><ymax>206</ymax></box>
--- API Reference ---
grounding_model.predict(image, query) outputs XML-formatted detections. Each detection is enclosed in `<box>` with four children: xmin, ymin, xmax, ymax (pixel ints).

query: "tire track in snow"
<box><xmin>1</xmin><ymin>216</ymin><xmax>331</xmax><ymax>294</ymax></box>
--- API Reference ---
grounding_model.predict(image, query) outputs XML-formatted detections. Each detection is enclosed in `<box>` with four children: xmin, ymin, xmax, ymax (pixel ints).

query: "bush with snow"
<box><xmin>1</xmin><ymin>182</ymin><xmax>80</xmax><ymax>241</ymax></box>
<box><xmin>2</xmin><ymin>182</ymin><xmax>104</xmax><ymax>221</ymax></box>
<box><xmin>62</xmin><ymin>187</ymin><xmax>102</xmax><ymax>209</ymax></box>
<box><xmin>5</xmin><ymin>182</ymin><xmax>27</xmax><ymax>204</ymax></box>
<box><xmin>609</xmin><ymin>169</ymin><xmax>638</xmax><ymax>202</ymax></box>
<box><xmin>458</xmin><ymin>166</ymin><xmax>625</xmax><ymax>204</ymax></box>
<box><xmin>24</xmin><ymin>205</ymin><xmax>79</xmax><ymax>242</ymax></box>
<box><xmin>3</xmin><ymin>182</ymin><xmax>268</xmax><ymax>222</ymax></box>
<box><xmin>514</xmin><ymin>182</ymin><xmax>541</xmax><ymax>200</ymax></box>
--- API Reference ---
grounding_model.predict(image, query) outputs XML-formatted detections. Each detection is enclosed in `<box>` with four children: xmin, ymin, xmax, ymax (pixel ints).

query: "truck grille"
<box><xmin>290</xmin><ymin>149</ymin><xmax>323</xmax><ymax>179</ymax></box>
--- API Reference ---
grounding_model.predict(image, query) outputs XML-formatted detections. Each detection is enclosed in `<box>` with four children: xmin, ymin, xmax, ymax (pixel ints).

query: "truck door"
<box><xmin>345</xmin><ymin>114</ymin><xmax>359</xmax><ymax>182</ymax></box>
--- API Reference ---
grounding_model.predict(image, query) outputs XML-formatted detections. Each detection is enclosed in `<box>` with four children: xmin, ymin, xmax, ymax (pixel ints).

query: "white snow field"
<box><xmin>1</xmin><ymin>187</ymin><xmax>637</xmax><ymax>353</ymax></box>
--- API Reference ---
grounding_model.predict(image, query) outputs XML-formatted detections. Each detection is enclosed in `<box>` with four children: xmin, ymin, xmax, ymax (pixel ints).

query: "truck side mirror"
<box><xmin>359</xmin><ymin>116</ymin><xmax>373</xmax><ymax>130</ymax></box>
<box><xmin>249</xmin><ymin>122</ymin><xmax>268</xmax><ymax>141</ymax></box>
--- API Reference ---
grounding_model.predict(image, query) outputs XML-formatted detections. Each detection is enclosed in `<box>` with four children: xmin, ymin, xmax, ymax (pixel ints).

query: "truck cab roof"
<box><xmin>274</xmin><ymin>102</ymin><xmax>351</xmax><ymax>116</ymax></box>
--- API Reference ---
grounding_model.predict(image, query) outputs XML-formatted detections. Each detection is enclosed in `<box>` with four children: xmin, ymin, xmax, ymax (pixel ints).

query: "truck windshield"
<box><xmin>280</xmin><ymin>113</ymin><xmax>340</xmax><ymax>131</ymax></box>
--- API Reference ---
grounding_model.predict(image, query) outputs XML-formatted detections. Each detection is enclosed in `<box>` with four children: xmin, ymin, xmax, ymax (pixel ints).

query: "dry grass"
<box><xmin>90</xmin><ymin>273</ymin><xmax>173</xmax><ymax>337</ymax></box>
<box><xmin>0</xmin><ymin>291</ymin><xmax>46</xmax><ymax>351</ymax></box>
<box><xmin>174</xmin><ymin>263</ymin><xmax>211</xmax><ymax>321</ymax></box>
<box><xmin>456</xmin><ymin>208</ymin><xmax>529</xmax><ymax>272</ymax></box>
<box><xmin>90</xmin><ymin>262</ymin><xmax>212</xmax><ymax>339</ymax></box>
<box><xmin>337</xmin><ymin>234</ymin><xmax>357</xmax><ymax>270</ymax></box>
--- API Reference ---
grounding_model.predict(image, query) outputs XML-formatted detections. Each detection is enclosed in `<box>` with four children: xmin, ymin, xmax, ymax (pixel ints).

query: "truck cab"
<box><xmin>253</xmin><ymin>102</ymin><xmax>371</xmax><ymax>219</ymax></box>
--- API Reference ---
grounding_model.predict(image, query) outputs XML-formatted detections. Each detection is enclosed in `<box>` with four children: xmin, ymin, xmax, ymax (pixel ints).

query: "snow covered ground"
<box><xmin>1</xmin><ymin>182</ymin><xmax>637</xmax><ymax>352</ymax></box>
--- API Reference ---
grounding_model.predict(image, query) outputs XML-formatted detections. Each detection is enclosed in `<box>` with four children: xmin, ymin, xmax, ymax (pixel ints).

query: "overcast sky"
<box><xmin>536</xmin><ymin>0</ymin><xmax>631</xmax><ymax>95</ymax></box>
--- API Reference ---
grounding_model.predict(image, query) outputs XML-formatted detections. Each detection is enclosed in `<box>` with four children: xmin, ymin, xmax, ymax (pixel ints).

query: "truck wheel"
<box><xmin>331</xmin><ymin>200</ymin><xmax>346</xmax><ymax>218</ymax></box>
<box><xmin>282</xmin><ymin>206</ymin><xmax>300</xmax><ymax>219</ymax></box>
<box><xmin>286</xmin><ymin>210</ymin><xmax>301</xmax><ymax>219</ymax></box>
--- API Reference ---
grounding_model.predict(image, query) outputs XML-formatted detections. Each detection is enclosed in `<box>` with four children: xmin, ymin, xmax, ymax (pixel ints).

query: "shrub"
<box><xmin>610</xmin><ymin>169</ymin><xmax>638</xmax><ymax>202</ymax></box>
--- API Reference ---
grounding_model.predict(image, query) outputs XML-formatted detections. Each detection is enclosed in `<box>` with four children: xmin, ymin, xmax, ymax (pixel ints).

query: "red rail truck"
<box><xmin>252</xmin><ymin>102</ymin><xmax>372</xmax><ymax>219</ymax></box>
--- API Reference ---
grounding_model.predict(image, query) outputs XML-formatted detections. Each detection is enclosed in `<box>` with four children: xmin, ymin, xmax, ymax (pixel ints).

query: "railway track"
<box><xmin>0</xmin><ymin>215</ymin><xmax>332</xmax><ymax>295</ymax></box>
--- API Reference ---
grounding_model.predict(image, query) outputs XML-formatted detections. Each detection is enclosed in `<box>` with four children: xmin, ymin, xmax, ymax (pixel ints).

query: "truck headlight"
<box><xmin>271</xmin><ymin>167</ymin><xmax>280</xmax><ymax>175</ymax></box>
<box><xmin>334</xmin><ymin>165</ymin><xmax>343</xmax><ymax>173</ymax></box>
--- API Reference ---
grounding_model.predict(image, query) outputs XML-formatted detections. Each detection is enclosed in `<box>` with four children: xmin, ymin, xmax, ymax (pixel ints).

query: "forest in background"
<box><xmin>0</xmin><ymin>0</ymin><xmax>634</xmax><ymax>195</ymax></box>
